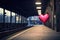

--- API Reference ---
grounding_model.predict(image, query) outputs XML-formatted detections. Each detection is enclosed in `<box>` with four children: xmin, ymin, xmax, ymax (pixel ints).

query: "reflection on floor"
<box><xmin>7</xmin><ymin>25</ymin><xmax>60</xmax><ymax>40</ymax></box>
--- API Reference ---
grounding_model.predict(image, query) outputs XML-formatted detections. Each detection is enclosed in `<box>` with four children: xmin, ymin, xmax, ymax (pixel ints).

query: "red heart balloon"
<box><xmin>39</xmin><ymin>14</ymin><xmax>49</xmax><ymax>23</ymax></box>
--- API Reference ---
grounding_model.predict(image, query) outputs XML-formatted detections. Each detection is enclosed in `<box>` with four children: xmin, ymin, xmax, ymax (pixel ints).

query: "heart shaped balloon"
<box><xmin>39</xmin><ymin>14</ymin><xmax>49</xmax><ymax>23</ymax></box>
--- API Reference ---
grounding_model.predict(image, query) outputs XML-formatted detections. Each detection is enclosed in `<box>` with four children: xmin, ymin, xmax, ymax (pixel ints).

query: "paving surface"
<box><xmin>7</xmin><ymin>25</ymin><xmax>60</xmax><ymax>40</ymax></box>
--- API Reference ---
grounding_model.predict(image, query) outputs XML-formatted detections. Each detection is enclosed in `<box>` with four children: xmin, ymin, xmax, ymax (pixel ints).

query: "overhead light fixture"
<box><xmin>35</xmin><ymin>2</ymin><xmax>41</xmax><ymax>5</ymax></box>
<box><xmin>36</xmin><ymin>7</ymin><xmax>41</xmax><ymax>9</ymax></box>
<box><xmin>37</xmin><ymin>10</ymin><xmax>41</xmax><ymax>15</ymax></box>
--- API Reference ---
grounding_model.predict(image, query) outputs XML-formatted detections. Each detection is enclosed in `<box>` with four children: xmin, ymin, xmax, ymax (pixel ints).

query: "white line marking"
<box><xmin>7</xmin><ymin>27</ymin><xmax>33</xmax><ymax>40</ymax></box>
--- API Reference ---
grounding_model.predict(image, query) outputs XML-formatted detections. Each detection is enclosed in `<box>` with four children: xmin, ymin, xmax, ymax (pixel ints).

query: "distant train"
<box><xmin>0</xmin><ymin>8</ymin><xmax>29</xmax><ymax>39</ymax></box>
<box><xmin>0</xmin><ymin>8</ymin><xmax>42</xmax><ymax>38</ymax></box>
<box><xmin>0</xmin><ymin>8</ymin><xmax>28</xmax><ymax>33</ymax></box>
<box><xmin>27</xmin><ymin>16</ymin><xmax>42</xmax><ymax>27</ymax></box>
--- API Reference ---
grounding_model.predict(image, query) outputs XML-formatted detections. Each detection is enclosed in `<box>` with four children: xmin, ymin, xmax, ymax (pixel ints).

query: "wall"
<box><xmin>44</xmin><ymin>0</ymin><xmax>54</xmax><ymax>29</ymax></box>
<box><xmin>55</xmin><ymin>0</ymin><xmax>60</xmax><ymax>32</ymax></box>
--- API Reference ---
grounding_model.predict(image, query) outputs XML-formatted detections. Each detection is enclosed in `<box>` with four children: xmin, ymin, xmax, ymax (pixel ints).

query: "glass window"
<box><xmin>5</xmin><ymin>9</ymin><xmax>11</xmax><ymax>23</ymax></box>
<box><xmin>21</xmin><ymin>16</ymin><xmax>27</xmax><ymax>23</ymax></box>
<box><xmin>27</xmin><ymin>16</ymin><xmax>42</xmax><ymax>25</ymax></box>
<box><xmin>12</xmin><ymin>12</ymin><xmax>15</xmax><ymax>23</ymax></box>
<box><xmin>16</xmin><ymin>14</ymin><xmax>19</xmax><ymax>23</ymax></box>
<box><xmin>0</xmin><ymin>8</ymin><xmax>4</xmax><ymax>23</ymax></box>
<box><xmin>19</xmin><ymin>16</ymin><xmax>21</xmax><ymax>23</ymax></box>
<box><xmin>21</xmin><ymin>16</ymin><xmax>24</xmax><ymax>23</ymax></box>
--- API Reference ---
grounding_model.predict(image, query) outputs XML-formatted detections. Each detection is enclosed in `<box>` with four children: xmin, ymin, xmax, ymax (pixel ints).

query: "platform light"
<box><xmin>37</xmin><ymin>10</ymin><xmax>41</xmax><ymax>15</ymax></box>
<box><xmin>35</xmin><ymin>2</ymin><xmax>41</xmax><ymax>5</ymax></box>
<box><xmin>36</xmin><ymin>7</ymin><xmax>41</xmax><ymax>9</ymax></box>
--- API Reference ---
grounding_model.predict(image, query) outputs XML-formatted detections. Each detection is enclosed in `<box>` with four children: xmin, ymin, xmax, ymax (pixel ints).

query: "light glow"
<box><xmin>5</xmin><ymin>9</ymin><xmax>10</xmax><ymax>16</ymax></box>
<box><xmin>54</xmin><ymin>15</ymin><xmax>56</xmax><ymax>18</ymax></box>
<box><xmin>35</xmin><ymin>2</ymin><xmax>41</xmax><ymax>5</ymax></box>
<box><xmin>36</xmin><ymin>7</ymin><xmax>41</xmax><ymax>9</ymax></box>
<box><xmin>0</xmin><ymin>8</ymin><xmax>3</xmax><ymax>14</ymax></box>
<box><xmin>37</xmin><ymin>10</ymin><xmax>41</xmax><ymax>15</ymax></box>
<box><xmin>12</xmin><ymin>12</ymin><xmax>15</xmax><ymax>16</ymax></box>
<box><xmin>16</xmin><ymin>16</ymin><xmax>19</xmax><ymax>21</ymax></box>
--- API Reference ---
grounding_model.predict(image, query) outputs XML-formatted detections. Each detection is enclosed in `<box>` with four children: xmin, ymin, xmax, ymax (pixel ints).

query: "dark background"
<box><xmin>0</xmin><ymin>0</ymin><xmax>50</xmax><ymax>17</ymax></box>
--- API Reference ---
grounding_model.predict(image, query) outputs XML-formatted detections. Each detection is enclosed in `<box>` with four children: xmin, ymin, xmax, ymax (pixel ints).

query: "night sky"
<box><xmin>0</xmin><ymin>0</ymin><xmax>50</xmax><ymax>17</ymax></box>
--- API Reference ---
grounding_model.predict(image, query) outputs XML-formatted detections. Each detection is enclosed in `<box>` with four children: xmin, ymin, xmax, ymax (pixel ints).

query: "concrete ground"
<box><xmin>7</xmin><ymin>25</ymin><xmax>60</xmax><ymax>40</ymax></box>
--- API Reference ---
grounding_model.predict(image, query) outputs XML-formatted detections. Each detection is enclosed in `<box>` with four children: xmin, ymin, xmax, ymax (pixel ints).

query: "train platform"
<box><xmin>5</xmin><ymin>25</ymin><xmax>60</xmax><ymax>40</ymax></box>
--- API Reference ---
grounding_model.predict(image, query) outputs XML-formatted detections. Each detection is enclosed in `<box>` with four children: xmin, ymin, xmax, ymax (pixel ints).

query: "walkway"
<box><xmin>7</xmin><ymin>25</ymin><xmax>60</xmax><ymax>40</ymax></box>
